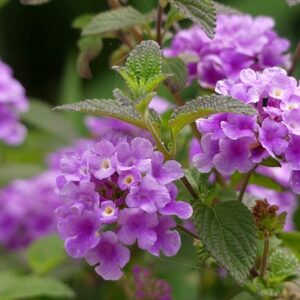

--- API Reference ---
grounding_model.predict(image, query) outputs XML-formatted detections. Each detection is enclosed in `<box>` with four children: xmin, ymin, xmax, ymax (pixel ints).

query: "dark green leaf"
<box><xmin>195</xmin><ymin>201</ymin><xmax>258</xmax><ymax>283</ymax></box>
<box><xmin>278</xmin><ymin>231</ymin><xmax>300</xmax><ymax>252</ymax></box>
<box><xmin>22</xmin><ymin>99</ymin><xmax>78</xmax><ymax>142</ymax></box>
<box><xmin>169</xmin><ymin>0</ymin><xmax>216</xmax><ymax>39</ymax></box>
<box><xmin>77</xmin><ymin>35</ymin><xmax>103</xmax><ymax>79</ymax></box>
<box><xmin>54</xmin><ymin>98</ymin><xmax>146</xmax><ymax>129</ymax></box>
<box><xmin>82</xmin><ymin>6</ymin><xmax>146</xmax><ymax>36</ymax></box>
<box><xmin>0</xmin><ymin>272</ymin><xmax>74</xmax><ymax>300</ymax></box>
<box><xmin>27</xmin><ymin>235</ymin><xmax>67</xmax><ymax>275</ymax></box>
<box><xmin>169</xmin><ymin>94</ymin><xmax>257</xmax><ymax>141</ymax></box>
<box><xmin>163</xmin><ymin>57</ymin><xmax>187</xmax><ymax>92</ymax></box>
<box><xmin>231</xmin><ymin>291</ymin><xmax>257</xmax><ymax>300</ymax></box>
<box><xmin>260</xmin><ymin>157</ymin><xmax>281</xmax><ymax>167</ymax></box>
<box><xmin>20</xmin><ymin>0</ymin><xmax>51</xmax><ymax>4</ymax></box>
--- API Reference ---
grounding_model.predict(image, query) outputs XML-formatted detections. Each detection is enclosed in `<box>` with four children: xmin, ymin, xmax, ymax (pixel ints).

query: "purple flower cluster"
<box><xmin>0</xmin><ymin>171</ymin><xmax>60</xmax><ymax>249</ymax></box>
<box><xmin>56</xmin><ymin>135</ymin><xmax>192</xmax><ymax>280</ymax></box>
<box><xmin>0</xmin><ymin>59</ymin><xmax>28</xmax><ymax>145</ymax></box>
<box><xmin>132</xmin><ymin>265</ymin><xmax>172</xmax><ymax>300</ymax></box>
<box><xmin>164</xmin><ymin>15</ymin><xmax>290</xmax><ymax>88</ymax></box>
<box><xmin>193</xmin><ymin>67</ymin><xmax>300</xmax><ymax>194</ymax></box>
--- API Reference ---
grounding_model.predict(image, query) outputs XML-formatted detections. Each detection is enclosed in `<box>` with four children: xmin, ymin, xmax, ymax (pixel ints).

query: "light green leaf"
<box><xmin>0</xmin><ymin>272</ymin><xmax>74</xmax><ymax>300</ymax></box>
<box><xmin>27</xmin><ymin>235</ymin><xmax>67</xmax><ymax>275</ymax></box>
<box><xmin>54</xmin><ymin>98</ymin><xmax>146</xmax><ymax>129</ymax></box>
<box><xmin>72</xmin><ymin>14</ymin><xmax>94</xmax><ymax>30</ymax></box>
<box><xmin>278</xmin><ymin>231</ymin><xmax>300</xmax><ymax>252</ymax></box>
<box><xmin>82</xmin><ymin>6</ymin><xmax>146</xmax><ymax>36</ymax></box>
<box><xmin>169</xmin><ymin>94</ymin><xmax>257</xmax><ymax>141</ymax></box>
<box><xmin>117</xmin><ymin>40</ymin><xmax>168</xmax><ymax>98</ymax></box>
<box><xmin>169</xmin><ymin>0</ymin><xmax>216</xmax><ymax>39</ymax></box>
<box><xmin>163</xmin><ymin>57</ymin><xmax>187</xmax><ymax>92</ymax></box>
<box><xmin>77</xmin><ymin>35</ymin><xmax>103</xmax><ymax>79</ymax></box>
<box><xmin>195</xmin><ymin>201</ymin><xmax>258</xmax><ymax>283</ymax></box>
<box><xmin>268</xmin><ymin>248</ymin><xmax>299</xmax><ymax>283</ymax></box>
<box><xmin>231</xmin><ymin>291</ymin><xmax>257</xmax><ymax>300</ymax></box>
<box><xmin>20</xmin><ymin>0</ymin><xmax>51</xmax><ymax>4</ymax></box>
<box><xmin>22</xmin><ymin>99</ymin><xmax>78</xmax><ymax>142</ymax></box>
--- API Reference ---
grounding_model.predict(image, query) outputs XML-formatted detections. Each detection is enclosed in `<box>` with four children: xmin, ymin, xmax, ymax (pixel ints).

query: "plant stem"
<box><xmin>156</xmin><ymin>4</ymin><xmax>163</xmax><ymax>46</ymax></box>
<box><xmin>176</xmin><ymin>224</ymin><xmax>200</xmax><ymax>240</ymax></box>
<box><xmin>260</xmin><ymin>231</ymin><xmax>270</xmax><ymax>278</ymax></box>
<box><xmin>237</xmin><ymin>165</ymin><xmax>257</xmax><ymax>202</ymax></box>
<box><xmin>288</xmin><ymin>41</ymin><xmax>300</xmax><ymax>76</ymax></box>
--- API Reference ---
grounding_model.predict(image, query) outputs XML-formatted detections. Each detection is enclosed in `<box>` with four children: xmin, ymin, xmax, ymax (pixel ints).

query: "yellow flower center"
<box><xmin>104</xmin><ymin>206</ymin><xmax>114</xmax><ymax>216</ymax></box>
<box><xmin>124</xmin><ymin>175</ymin><xmax>134</xmax><ymax>185</ymax></box>
<box><xmin>274</xmin><ymin>88</ymin><xmax>282</xmax><ymax>97</ymax></box>
<box><xmin>101</xmin><ymin>159</ymin><xmax>111</xmax><ymax>169</ymax></box>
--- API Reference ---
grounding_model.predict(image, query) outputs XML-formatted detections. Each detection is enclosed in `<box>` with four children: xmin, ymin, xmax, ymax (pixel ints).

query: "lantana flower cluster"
<box><xmin>56</xmin><ymin>135</ymin><xmax>192</xmax><ymax>280</ymax></box>
<box><xmin>0</xmin><ymin>171</ymin><xmax>60</xmax><ymax>249</ymax></box>
<box><xmin>193</xmin><ymin>67</ymin><xmax>300</xmax><ymax>195</ymax></box>
<box><xmin>0</xmin><ymin>59</ymin><xmax>28</xmax><ymax>145</ymax></box>
<box><xmin>164</xmin><ymin>14</ymin><xmax>290</xmax><ymax>88</ymax></box>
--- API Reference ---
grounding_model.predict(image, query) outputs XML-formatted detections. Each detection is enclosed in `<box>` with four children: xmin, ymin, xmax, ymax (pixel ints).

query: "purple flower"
<box><xmin>148</xmin><ymin>216</ymin><xmax>181</xmax><ymax>257</ymax></box>
<box><xmin>213</xmin><ymin>137</ymin><xmax>255</xmax><ymax>175</ymax></box>
<box><xmin>86</xmin><ymin>231</ymin><xmax>130</xmax><ymax>280</ymax></box>
<box><xmin>57</xmin><ymin>210</ymin><xmax>101</xmax><ymax>258</ymax></box>
<box><xmin>289</xmin><ymin>170</ymin><xmax>300</xmax><ymax>194</ymax></box>
<box><xmin>117</xmin><ymin>169</ymin><xmax>142</xmax><ymax>190</ymax></box>
<box><xmin>99</xmin><ymin>201</ymin><xmax>118</xmax><ymax>224</ymax></box>
<box><xmin>259</xmin><ymin>118</ymin><xmax>288</xmax><ymax>156</ymax></box>
<box><xmin>286</xmin><ymin>135</ymin><xmax>300</xmax><ymax>170</ymax></box>
<box><xmin>117</xmin><ymin>208</ymin><xmax>158</xmax><ymax>249</ymax></box>
<box><xmin>0</xmin><ymin>59</ymin><xmax>28</xmax><ymax>145</ymax></box>
<box><xmin>126</xmin><ymin>176</ymin><xmax>171</xmax><ymax>213</ymax></box>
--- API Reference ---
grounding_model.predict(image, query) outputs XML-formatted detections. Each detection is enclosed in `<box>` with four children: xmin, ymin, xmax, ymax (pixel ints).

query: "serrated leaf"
<box><xmin>117</xmin><ymin>40</ymin><xmax>168</xmax><ymax>98</ymax></box>
<box><xmin>54</xmin><ymin>98</ymin><xmax>146</xmax><ymax>129</ymax></box>
<box><xmin>169</xmin><ymin>0</ymin><xmax>216</xmax><ymax>39</ymax></box>
<box><xmin>169</xmin><ymin>94</ymin><xmax>257</xmax><ymax>141</ymax></box>
<box><xmin>0</xmin><ymin>272</ymin><xmax>74</xmax><ymax>300</ymax></box>
<box><xmin>195</xmin><ymin>201</ymin><xmax>258</xmax><ymax>283</ymax></box>
<box><xmin>77</xmin><ymin>35</ymin><xmax>103</xmax><ymax>79</ymax></box>
<box><xmin>287</xmin><ymin>0</ymin><xmax>300</xmax><ymax>6</ymax></box>
<box><xmin>163</xmin><ymin>57</ymin><xmax>187</xmax><ymax>92</ymax></box>
<box><xmin>20</xmin><ymin>0</ymin><xmax>51</xmax><ymax>4</ymax></box>
<box><xmin>268</xmin><ymin>249</ymin><xmax>299</xmax><ymax>283</ymax></box>
<box><xmin>22</xmin><ymin>99</ymin><xmax>78</xmax><ymax>142</ymax></box>
<box><xmin>27</xmin><ymin>235</ymin><xmax>67</xmax><ymax>275</ymax></box>
<box><xmin>82</xmin><ymin>6</ymin><xmax>146</xmax><ymax>36</ymax></box>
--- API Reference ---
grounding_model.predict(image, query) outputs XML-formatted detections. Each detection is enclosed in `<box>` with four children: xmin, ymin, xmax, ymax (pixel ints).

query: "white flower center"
<box><xmin>123</xmin><ymin>175</ymin><xmax>134</xmax><ymax>185</ymax></box>
<box><xmin>274</xmin><ymin>88</ymin><xmax>283</xmax><ymax>98</ymax></box>
<box><xmin>101</xmin><ymin>159</ymin><xmax>111</xmax><ymax>169</ymax></box>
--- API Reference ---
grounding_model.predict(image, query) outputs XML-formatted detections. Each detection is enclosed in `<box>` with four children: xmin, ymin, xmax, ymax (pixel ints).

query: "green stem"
<box><xmin>260</xmin><ymin>231</ymin><xmax>270</xmax><ymax>278</ymax></box>
<box><xmin>237</xmin><ymin>165</ymin><xmax>257</xmax><ymax>202</ymax></box>
<box><xmin>156</xmin><ymin>4</ymin><xmax>163</xmax><ymax>46</ymax></box>
<box><xmin>176</xmin><ymin>224</ymin><xmax>199</xmax><ymax>240</ymax></box>
<box><xmin>288</xmin><ymin>41</ymin><xmax>300</xmax><ymax>76</ymax></box>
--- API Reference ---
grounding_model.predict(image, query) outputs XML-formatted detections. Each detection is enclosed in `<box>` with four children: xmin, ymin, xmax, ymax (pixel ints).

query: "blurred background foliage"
<box><xmin>0</xmin><ymin>1</ymin><xmax>300</xmax><ymax>299</ymax></box>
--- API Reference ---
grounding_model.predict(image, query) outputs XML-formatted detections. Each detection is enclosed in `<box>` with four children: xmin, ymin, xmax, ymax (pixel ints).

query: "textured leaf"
<box><xmin>82</xmin><ymin>6</ymin><xmax>146</xmax><ymax>36</ymax></box>
<box><xmin>169</xmin><ymin>0</ymin><xmax>216</xmax><ymax>39</ymax></box>
<box><xmin>163</xmin><ymin>57</ymin><xmax>187</xmax><ymax>92</ymax></box>
<box><xmin>22</xmin><ymin>99</ymin><xmax>78</xmax><ymax>141</ymax></box>
<box><xmin>0</xmin><ymin>273</ymin><xmax>74</xmax><ymax>300</ymax></box>
<box><xmin>231</xmin><ymin>291</ymin><xmax>256</xmax><ymax>300</ymax></box>
<box><xmin>77</xmin><ymin>35</ymin><xmax>103</xmax><ymax>79</ymax></box>
<box><xmin>117</xmin><ymin>40</ymin><xmax>167</xmax><ymax>98</ymax></box>
<box><xmin>54</xmin><ymin>99</ymin><xmax>146</xmax><ymax>129</ymax></box>
<box><xmin>195</xmin><ymin>201</ymin><xmax>258</xmax><ymax>283</ymax></box>
<box><xmin>27</xmin><ymin>235</ymin><xmax>67</xmax><ymax>275</ymax></box>
<box><xmin>287</xmin><ymin>0</ymin><xmax>300</xmax><ymax>6</ymax></box>
<box><xmin>268</xmin><ymin>249</ymin><xmax>299</xmax><ymax>283</ymax></box>
<box><xmin>20</xmin><ymin>0</ymin><xmax>51</xmax><ymax>4</ymax></box>
<box><xmin>169</xmin><ymin>94</ymin><xmax>257</xmax><ymax>140</ymax></box>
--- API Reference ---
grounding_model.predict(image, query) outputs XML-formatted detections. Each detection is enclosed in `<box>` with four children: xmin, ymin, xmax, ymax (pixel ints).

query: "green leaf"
<box><xmin>214</xmin><ymin>1</ymin><xmax>243</xmax><ymax>15</ymax></box>
<box><xmin>268</xmin><ymin>248</ymin><xmax>299</xmax><ymax>283</ymax></box>
<box><xmin>163</xmin><ymin>57</ymin><xmax>187</xmax><ymax>92</ymax></box>
<box><xmin>72</xmin><ymin>14</ymin><xmax>94</xmax><ymax>29</ymax></box>
<box><xmin>194</xmin><ymin>201</ymin><xmax>258</xmax><ymax>283</ymax></box>
<box><xmin>77</xmin><ymin>35</ymin><xmax>103</xmax><ymax>79</ymax></box>
<box><xmin>231</xmin><ymin>291</ymin><xmax>257</xmax><ymax>300</ymax></box>
<box><xmin>117</xmin><ymin>40</ymin><xmax>168</xmax><ymax>98</ymax></box>
<box><xmin>278</xmin><ymin>231</ymin><xmax>300</xmax><ymax>252</ymax></box>
<box><xmin>27</xmin><ymin>235</ymin><xmax>67</xmax><ymax>275</ymax></box>
<box><xmin>260</xmin><ymin>157</ymin><xmax>281</xmax><ymax>167</ymax></box>
<box><xmin>169</xmin><ymin>0</ymin><xmax>216</xmax><ymax>39</ymax></box>
<box><xmin>0</xmin><ymin>272</ymin><xmax>74</xmax><ymax>300</ymax></box>
<box><xmin>54</xmin><ymin>98</ymin><xmax>146</xmax><ymax>129</ymax></box>
<box><xmin>0</xmin><ymin>0</ymin><xmax>10</xmax><ymax>8</ymax></box>
<box><xmin>169</xmin><ymin>94</ymin><xmax>257</xmax><ymax>141</ymax></box>
<box><xmin>22</xmin><ymin>99</ymin><xmax>78</xmax><ymax>142</ymax></box>
<box><xmin>20</xmin><ymin>0</ymin><xmax>51</xmax><ymax>4</ymax></box>
<box><xmin>82</xmin><ymin>6</ymin><xmax>146</xmax><ymax>36</ymax></box>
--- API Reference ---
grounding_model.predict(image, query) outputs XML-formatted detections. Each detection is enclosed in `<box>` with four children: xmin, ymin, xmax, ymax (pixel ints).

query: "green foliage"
<box><xmin>169</xmin><ymin>94</ymin><xmax>257</xmax><ymax>141</ymax></box>
<box><xmin>163</xmin><ymin>57</ymin><xmax>187</xmax><ymax>92</ymax></box>
<box><xmin>116</xmin><ymin>40</ymin><xmax>168</xmax><ymax>99</ymax></box>
<box><xmin>268</xmin><ymin>248</ymin><xmax>299</xmax><ymax>283</ymax></box>
<box><xmin>54</xmin><ymin>98</ymin><xmax>146</xmax><ymax>129</ymax></box>
<box><xmin>214</xmin><ymin>1</ymin><xmax>243</xmax><ymax>15</ymax></box>
<box><xmin>193</xmin><ymin>201</ymin><xmax>258</xmax><ymax>283</ymax></box>
<box><xmin>72</xmin><ymin>14</ymin><xmax>94</xmax><ymax>30</ymax></box>
<box><xmin>0</xmin><ymin>272</ymin><xmax>74</xmax><ymax>300</ymax></box>
<box><xmin>27</xmin><ymin>235</ymin><xmax>67</xmax><ymax>275</ymax></box>
<box><xmin>169</xmin><ymin>0</ymin><xmax>216</xmax><ymax>39</ymax></box>
<box><xmin>231</xmin><ymin>291</ymin><xmax>257</xmax><ymax>300</ymax></box>
<box><xmin>20</xmin><ymin>0</ymin><xmax>51</xmax><ymax>4</ymax></box>
<box><xmin>22</xmin><ymin>99</ymin><xmax>78</xmax><ymax>142</ymax></box>
<box><xmin>278</xmin><ymin>231</ymin><xmax>300</xmax><ymax>253</ymax></box>
<box><xmin>260</xmin><ymin>157</ymin><xmax>281</xmax><ymax>167</ymax></box>
<box><xmin>82</xmin><ymin>6</ymin><xmax>147</xmax><ymax>36</ymax></box>
<box><xmin>0</xmin><ymin>0</ymin><xmax>10</xmax><ymax>8</ymax></box>
<box><xmin>248</xmin><ymin>277</ymin><xmax>282</xmax><ymax>297</ymax></box>
<box><xmin>77</xmin><ymin>35</ymin><xmax>103</xmax><ymax>79</ymax></box>
<box><xmin>287</xmin><ymin>0</ymin><xmax>300</xmax><ymax>6</ymax></box>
